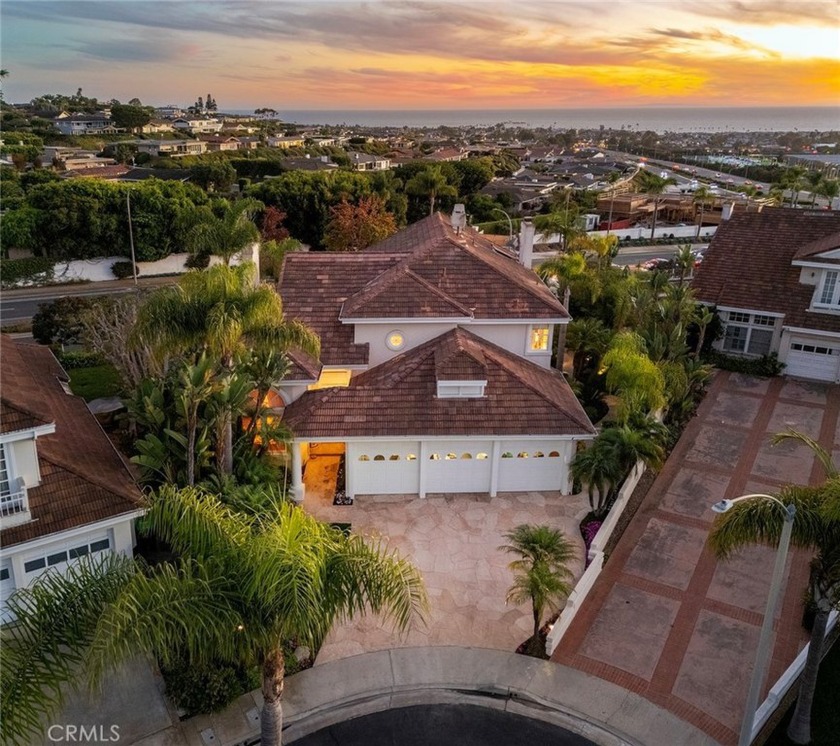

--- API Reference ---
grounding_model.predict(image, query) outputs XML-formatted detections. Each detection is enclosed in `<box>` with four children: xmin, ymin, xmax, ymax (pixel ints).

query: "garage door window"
<box><xmin>722</xmin><ymin>312</ymin><xmax>775</xmax><ymax>356</ymax></box>
<box><xmin>791</xmin><ymin>342</ymin><xmax>837</xmax><ymax>355</ymax></box>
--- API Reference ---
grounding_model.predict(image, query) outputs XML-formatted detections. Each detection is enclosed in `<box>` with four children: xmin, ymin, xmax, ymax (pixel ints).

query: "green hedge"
<box><xmin>57</xmin><ymin>350</ymin><xmax>105</xmax><ymax>369</ymax></box>
<box><xmin>705</xmin><ymin>350</ymin><xmax>784</xmax><ymax>377</ymax></box>
<box><xmin>0</xmin><ymin>256</ymin><xmax>54</xmax><ymax>287</ymax></box>
<box><xmin>111</xmin><ymin>261</ymin><xmax>136</xmax><ymax>280</ymax></box>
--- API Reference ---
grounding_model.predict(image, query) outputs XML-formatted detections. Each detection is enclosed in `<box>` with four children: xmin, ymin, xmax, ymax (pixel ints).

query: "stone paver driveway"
<box><xmin>552</xmin><ymin>373</ymin><xmax>839</xmax><ymax>745</ymax></box>
<box><xmin>303</xmin><ymin>478</ymin><xmax>590</xmax><ymax>664</ymax></box>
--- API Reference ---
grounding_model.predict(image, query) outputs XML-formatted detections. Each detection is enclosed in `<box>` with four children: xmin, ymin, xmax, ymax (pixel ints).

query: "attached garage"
<box><xmin>785</xmin><ymin>338</ymin><xmax>840</xmax><ymax>382</ymax></box>
<box><xmin>497</xmin><ymin>440</ymin><xmax>572</xmax><ymax>493</ymax></box>
<box><xmin>425</xmin><ymin>441</ymin><xmax>493</xmax><ymax>494</ymax></box>
<box><xmin>347</xmin><ymin>441</ymin><xmax>421</xmax><ymax>496</ymax></box>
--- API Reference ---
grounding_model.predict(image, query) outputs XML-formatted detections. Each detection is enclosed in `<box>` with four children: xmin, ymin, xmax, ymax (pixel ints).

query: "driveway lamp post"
<box><xmin>492</xmin><ymin>208</ymin><xmax>513</xmax><ymax>242</ymax></box>
<box><xmin>711</xmin><ymin>494</ymin><xmax>796</xmax><ymax>746</ymax></box>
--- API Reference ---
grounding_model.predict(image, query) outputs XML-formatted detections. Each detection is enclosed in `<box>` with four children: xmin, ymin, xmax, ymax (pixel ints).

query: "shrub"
<box><xmin>161</xmin><ymin>657</ymin><xmax>253</xmax><ymax>716</ymax></box>
<box><xmin>111</xmin><ymin>260</ymin><xmax>136</xmax><ymax>280</ymax></box>
<box><xmin>185</xmin><ymin>252</ymin><xmax>210</xmax><ymax>269</ymax></box>
<box><xmin>704</xmin><ymin>350</ymin><xmax>784</xmax><ymax>377</ymax></box>
<box><xmin>57</xmin><ymin>350</ymin><xmax>105</xmax><ymax>369</ymax></box>
<box><xmin>0</xmin><ymin>256</ymin><xmax>54</xmax><ymax>288</ymax></box>
<box><xmin>31</xmin><ymin>296</ymin><xmax>98</xmax><ymax>345</ymax></box>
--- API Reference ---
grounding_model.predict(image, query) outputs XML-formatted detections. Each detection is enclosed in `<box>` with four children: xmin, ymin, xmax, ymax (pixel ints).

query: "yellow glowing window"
<box><xmin>308</xmin><ymin>369</ymin><xmax>352</xmax><ymax>391</ymax></box>
<box><xmin>374</xmin><ymin>454</ymin><xmax>385</xmax><ymax>461</ymax></box>
<box><xmin>476</xmin><ymin>452</ymin><xmax>489</xmax><ymax>460</ymax></box>
<box><xmin>359</xmin><ymin>455</ymin><xmax>370</xmax><ymax>461</ymax></box>
<box><xmin>389</xmin><ymin>454</ymin><xmax>400</xmax><ymax>461</ymax></box>
<box><xmin>429</xmin><ymin>453</ymin><xmax>440</xmax><ymax>460</ymax></box>
<box><xmin>461</xmin><ymin>453</ymin><xmax>472</xmax><ymax>459</ymax></box>
<box><xmin>445</xmin><ymin>452</ymin><xmax>457</xmax><ymax>460</ymax></box>
<box><xmin>406</xmin><ymin>453</ymin><xmax>417</xmax><ymax>461</ymax></box>
<box><xmin>386</xmin><ymin>330</ymin><xmax>405</xmax><ymax>351</ymax></box>
<box><xmin>529</xmin><ymin>326</ymin><xmax>550</xmax><ymax>352</ymax></box>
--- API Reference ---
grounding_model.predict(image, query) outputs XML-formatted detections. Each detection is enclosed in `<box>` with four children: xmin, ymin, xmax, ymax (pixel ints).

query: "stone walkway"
<box><xmin>301</xmin><ymin>455</ymin><xmax>591</xmax><ymax>662</ymax></box>
<box><xmin>552</xmin><ymin>373</ymin><xmax>839</xmax><ymax>745</ymax></box>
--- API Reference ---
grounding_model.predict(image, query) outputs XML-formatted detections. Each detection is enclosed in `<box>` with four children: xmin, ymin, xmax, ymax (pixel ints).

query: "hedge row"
<box><xmin>705</xmin><ymin>350</ymin><xmax>785</xmax><ymax>377</ymax></box>
<box><xmin>56</xmin><ymin>350</ymin><xmax>106</xmax><ymax>369</ymax></box>
<box><xmin>0</xmin><ymin>257</ymin><xmax>54</xmax><ymax>288</ymax></box>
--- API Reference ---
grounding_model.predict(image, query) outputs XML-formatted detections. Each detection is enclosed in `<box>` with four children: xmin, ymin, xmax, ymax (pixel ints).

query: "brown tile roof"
<box><xmin>283</xmin><ymin>328</ymin><xmax>595</xmax><ymax>439</ymax></box>
<box><xmin>286</xmin><ymin>349</ymin><xmax>321</xmax><ymax>381</ymax></box>
<box><xmin>278</xmin><ymin>213</ymin><xmax>566</xmax><ymax>367</ymax></box>
<box><xmin>793</xmin><ymin>230</ymin><xmax>840</xmax><ymax>260</ymax></box>
<box><xmin>0</xmin><ymin>336</ymin><xmax>142</xmax><ymax>547</ymax></box>
<box><xmin>278</xmin><ymin>254</ymin><xmax>400</xmax><ymax>366</ymax></box>
<box><xmin>1</xmin><ymin>401</ymin><xmax>50</xmax><ymax>434</ymax></box>
<box><xmin>692</xmin><ymin>209</ymin><xmax>840</xmax><ymax>334</ymax></box>
<box><xmin>435</xmin><ymin>332</ymin><xmax>487</xmax><ymax>381</ymax></box>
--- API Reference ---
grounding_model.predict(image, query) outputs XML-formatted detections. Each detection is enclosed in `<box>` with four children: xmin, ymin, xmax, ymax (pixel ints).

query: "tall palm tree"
<box><xmin>1</xmin><ymin>487</ymin><xmax>428</xmax><ymax>746</ymax></box>
<box><xmin>673</xmin><ymin>244</ymin><xmax>696</xmax><ymax>287</ymax></box>
<box><xmin>499</xmin><ymin>524</ymin><xmax>576</xmax><ymax>656</ymax></box>
<box><xmin>805</xmin><ymin>171</ymin><xmax>823</xmax><ymax>207</ymax></box>
<box><xmin>405</xmin><ymin>166</ymin><xmax>457</xmax><ymax>216</ymax></box>
<box><xmin>536</xmin><ymin>251</ymin><xmax>587</xmax><ymax>309</ymax></box>
<box><xmin>636</xmin><ymin>170</ymin><xmax>675</xmax><ymax>241</ymax></box>
<box><xmin>815</xmin><ymin>177</ymin><xmax>839</xmax><ymax>210</ymax></box>
<box><xmin>709</xmin><ymin>429</ymin><xmax>840</xmax><ymax>745</ymax></box>
<box><xmin>692</xmin><ymin>186</ymin><xmax>712</xmax><ymax>239</ymax></box>
<box><xmin>133</xmin><ymin>263</ymin><xmax>319</xmax><ymax>474</ymax></box>
<box><xmin>185</xmin><ymin>199</ymin><xmax>262</xmax><ymax>266</ymax></box>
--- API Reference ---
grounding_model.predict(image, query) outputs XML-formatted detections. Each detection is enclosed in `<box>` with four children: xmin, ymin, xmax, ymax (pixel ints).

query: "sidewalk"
<box><xmin>2</xmin><ymin>275</ymin><xmax>176</xmax><ymax>299</ymax></box>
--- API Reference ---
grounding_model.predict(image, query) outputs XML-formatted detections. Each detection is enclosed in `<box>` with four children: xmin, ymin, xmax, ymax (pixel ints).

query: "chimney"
<box><xmin>518</xmin><ymin>218</ymin><xmax>535</xmax><ymax>268</ymax></box>
<box><xmin>451</xmin><ymin>204</ymin><xmax>467</xmax><ymax>234</ymax></box>
<box><xmin>721</xmin><ymin>202</ymin><xmax>735</xmax><ymax>221</ymax></box>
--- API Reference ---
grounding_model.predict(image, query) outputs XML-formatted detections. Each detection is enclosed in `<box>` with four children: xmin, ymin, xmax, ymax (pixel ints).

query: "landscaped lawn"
<box><xmin>68</xmin><ymin>364</ymin><xmax>123</xmax><ymax>401</ymax></box>
<box><xmin>766</xmin><ymin>639</ymin><xmax>840</xmax><ymax>746</ymax></box>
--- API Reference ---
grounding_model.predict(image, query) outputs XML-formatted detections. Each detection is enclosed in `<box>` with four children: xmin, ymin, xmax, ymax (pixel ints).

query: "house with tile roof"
<box><xmin>275</xmin><ymin>210</ymin><xmax>596</xmax><ymax>502</ymax></box>
<box><xmin>0</xmin><ymin>336</ymin><xmax>143</xmax><ymax>621</ymax></box>
<box><xmin>692</xmin><ymin>208</ymin><xmax>840</xmax><ymax>382</ymax></box>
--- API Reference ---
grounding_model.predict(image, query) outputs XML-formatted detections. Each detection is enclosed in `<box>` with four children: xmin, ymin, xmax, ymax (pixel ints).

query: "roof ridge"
<box><xmin>38</xmin><ymin>450</ymin><xmax>140</xmax><ymax>503</ymax></box>
<box><xmin>403</xmin><ymin>269</ymin><xmax>474</xmax><ymax>317</ymax></box>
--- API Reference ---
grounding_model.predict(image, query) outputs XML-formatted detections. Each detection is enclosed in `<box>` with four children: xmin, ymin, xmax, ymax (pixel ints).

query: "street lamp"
<box><xmin>492</xmin><ymin>208</ymin><xmax>513</xmax><ymax>242</ymax></box>
<box><xmin>711</xmin><ymin>494</ymin><xmax>796</xmax><ymax>746</ymax></box>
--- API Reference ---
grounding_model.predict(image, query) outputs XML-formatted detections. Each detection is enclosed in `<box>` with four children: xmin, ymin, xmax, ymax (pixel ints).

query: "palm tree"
<box><xmin>1</xmin><ymin>487</ymin><xmax>428</xmax><ymax>746</ymax></box>
<box><xmin>175</xmin><ymin>354</ymin><xmax>219</xmax><ymax>486</ymax></box>
<box><xmin>133</xmin><ymin>263</ymin><xmax>319</xmax><ymax>474</ymax></box>
<box><xmin>536</xmin><ymin>251</ymin><xmax>587</xmax><ymax>309</ymax></box>
<box><xmin>499</xmin><ymin>524</ymin><xmax>576</xmax><ymax>656</ymax></box>
<box><xmin>692</xmin><ymin>305</ymin><xmax>716</xmax><ymax>358</ymax></box>
<box><xmin>185</xmin><ymin>199</ymin><xmax>261</xmax><ymax>266</ymax></box>
<box><xmin>673</xmin><ymin>244</ymin><xmax>695</xmax><ymax>287</ymax></box>
<box><xmin>636</xmin><ymin>170</ymin><xmax>675</xmax><ymax>241</ymax></box>
<box><xmin>405</xmin><ymin>166</ymin><xmax>457</xmax><ymax>216</ymax></box>
<box><xmin>565</xmin><ymin>317</ymin><xmax>613</xmax><ymax>380</ymax></box>
<box><xmin>815</xmin><ymin>177</ymin><xmax>839</xmax><ymax>210</ymax></box>
<box><xmin>708</xmin><ymin>429</ymin><xmax>840</xmax><ymax>745</ymax></box>
<box><xmin>692</xmin><ymin>186</ymin><xmax>712</xmax><ymax>239</ymax></box>
<box><xmin>805</xmin><ymin>171</ymin><xmax>823</xmax><ymax>207</ymax></box>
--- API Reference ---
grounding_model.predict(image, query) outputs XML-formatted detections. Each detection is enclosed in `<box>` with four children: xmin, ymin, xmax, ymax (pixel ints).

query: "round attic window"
<box><xmin>386</xmin><ymin>330</ymin><xmax>405</xmax><ymax>351</ymax></box>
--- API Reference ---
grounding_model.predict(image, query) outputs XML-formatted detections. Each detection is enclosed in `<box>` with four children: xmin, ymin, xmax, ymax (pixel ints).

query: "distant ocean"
<box><xmin>230</xmin><ymin>107</ymin><xmax>839</xmax><ymax>133</ymax></box>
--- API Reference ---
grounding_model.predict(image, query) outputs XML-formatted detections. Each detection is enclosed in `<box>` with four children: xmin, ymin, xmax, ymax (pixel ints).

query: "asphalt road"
<box><xmin>292</xmin><ymin>704</ymin><xmax>597</xmax><ymax>745</ymax></box>
<box><xmin>1</xmin><ymin>276</ymin><xmax>176</xmax><ymax>324</ymax></box>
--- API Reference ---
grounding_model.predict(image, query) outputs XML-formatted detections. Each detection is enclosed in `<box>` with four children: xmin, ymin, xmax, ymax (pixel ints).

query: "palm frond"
<box><xmin>0</xmin><ymin>554</ymin><xmax>136</xmax><ymax>745</ymax></box>
<box><xmin>771</xmin><ymin>428</ymin><xmax>837</xmax><ymax>478</ymax></box>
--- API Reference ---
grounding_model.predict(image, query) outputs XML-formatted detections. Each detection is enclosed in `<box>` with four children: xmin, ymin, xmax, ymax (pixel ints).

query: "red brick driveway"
<box><xmin>552</xmin><ymin>372</ymin><xmax>839</xmax><ymax>744</ymax></box>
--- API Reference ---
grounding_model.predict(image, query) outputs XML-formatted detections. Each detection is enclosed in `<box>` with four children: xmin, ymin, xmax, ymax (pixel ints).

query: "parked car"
<box><xmin>640</xmin><ymin>257</ymin><xmax>673</xmax><ymax>271</ymax></box>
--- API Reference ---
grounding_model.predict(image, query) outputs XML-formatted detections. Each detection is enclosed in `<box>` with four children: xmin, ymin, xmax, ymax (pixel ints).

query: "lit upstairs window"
<box><xmin>529</xmin><ymin>325</ymin><xmax>550</xmax><ymax>352</ymax></box>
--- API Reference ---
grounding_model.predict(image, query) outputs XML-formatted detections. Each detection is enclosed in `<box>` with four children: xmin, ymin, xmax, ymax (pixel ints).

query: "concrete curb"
<box><xmin>280</xmin><ymin>647</ymin><xmax>718</xmax><ymax>745</ymax></box>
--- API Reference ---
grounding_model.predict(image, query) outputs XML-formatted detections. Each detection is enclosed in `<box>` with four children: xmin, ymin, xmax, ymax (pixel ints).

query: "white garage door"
<box><xmin>786</xmin><ymin>339</ymin><xmax>840</xmax><ymax>382</ymax></box>
<box><xmin>425</xmin><ymin>441</ymin><xmax>493</xmax><ymax>494</ymax></box>
<box><xmin>423</xmin><ymin>441</ymin><xmax>493</xmax><ymax>493</ymax></box>
<box><xmin>348</xmin><ymin>441</ymin><xmax>420</xmax><ymax>496</ymax></box>
<box><xmin>498</xmin><ymin>440</ymin><xmax>568</xmax><ymax>493</ymax></box>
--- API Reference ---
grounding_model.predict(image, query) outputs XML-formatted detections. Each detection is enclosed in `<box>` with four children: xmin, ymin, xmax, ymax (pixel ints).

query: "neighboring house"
<box><xmin>266</xmin><ymin>135</ymin><xmax>306</xmax><ymax>149</ymax></box>
<box><xmin>0</xmin><ymin>337</ymin><xmax>143</xmax><ymax>621</ymax></box>
<box><xmin>197</xmin><ymin>135</ymin><xmax>241</xmax><ymax>152</ymax></box>
<box><xmin>692</xmin><ymin>209</ymin><xmax>840</xmax><ymax>382</ymax></box>
<box><xmin>155</xmin><ymin>105</ymin><xmax>185</xmax><ymax>119</ymax></box>
<box><xmin>237</xmin><ymin>136</ymin><xmax>262</xmax><ymax>150</ymax></box>
<box><xmin>52</xmin><ymin>114</ymin><xmax>123</xmax><ymax>136</ymax></box>
<box><xmin>427</xmin><ymin>147</ymin><xmax>468</xmax><ymax>162</ymax></box>
<box><xmin>138</xmin><ymin>119</ymin><xmax>175</xmax><ymax>135</ymax></box>
<box><xmin>349</xmin><ymin>152</ymin><xmax>392</xmax><ymax>171</ymax></box>
<box><xmin>135</xmin><ymin>139</ymin><xmax>208</xmax><ymax>157</ymax></box>
<box><xmin>276</xmin><ymin>211</ymin><xmax>596</xmax><ymax>502</ymax></box>
<box><xmin>172</xmin><ymin>117</ymin><xmax>223</xmax><ymax>134</ymax></box>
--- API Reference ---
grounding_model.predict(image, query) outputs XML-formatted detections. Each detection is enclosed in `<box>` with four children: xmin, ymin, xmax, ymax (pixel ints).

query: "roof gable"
<box><xmin>284</xmin><ymin>328</ymin><xmax>595</xmax><ymax>438</ymax></box>
<box><xmin>691</xmin><ymin>209</ymin><xmax>840</xmax><ymax>333</ymax></box>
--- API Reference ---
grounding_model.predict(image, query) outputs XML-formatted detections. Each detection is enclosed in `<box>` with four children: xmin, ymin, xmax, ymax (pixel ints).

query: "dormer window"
<box><xmin>528</xmin><ymin>325</ymin><xmax>550</xmax><ymax>353</ymax></box>
<box><xmin>436</xmin><ymin>381</ymin><xmax>487</xmax><ymax>398</ymax></box>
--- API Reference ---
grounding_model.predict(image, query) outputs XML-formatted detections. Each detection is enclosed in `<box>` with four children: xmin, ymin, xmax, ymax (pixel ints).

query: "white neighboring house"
<box><xmin>276</xmin><ymin>210</ymin><xmax>596</xmax><ymax>502</ymax></box>
<box><xmin>349</xmin><ymin>152</ymin><xmax>391</xmax><ymax>171</ymax></box>
<box><xmin>171</xmin><ymin>117</ymin><xmax>223</xmax><ymax>134</ymax></box>
<box><xmin>692</xmin><ymin>208</ymin><xmax>840</xmax><ymax>382</ymax></box>
<box><xmin>53</xmin><ymin>114</ymin><xmax>123</xmax><ymax>136</ymax></box>
<box><xmin>0</xmin><ymin>337</ymin><xmax>143</xmax><ymax>622</ymax></box>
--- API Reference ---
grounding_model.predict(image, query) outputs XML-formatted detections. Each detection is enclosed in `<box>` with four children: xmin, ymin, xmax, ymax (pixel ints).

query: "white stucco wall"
<box><xmin>352</xmin><ymin>321</ymin><xmax>554</xmax><ymax>368</ymax></box>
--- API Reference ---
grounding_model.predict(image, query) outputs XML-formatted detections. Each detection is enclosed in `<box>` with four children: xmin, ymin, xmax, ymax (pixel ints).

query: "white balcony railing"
<box><xmin>0</xmin><ymin>489</ymin><xmax>28</xmax><ymax>518</ymax></box>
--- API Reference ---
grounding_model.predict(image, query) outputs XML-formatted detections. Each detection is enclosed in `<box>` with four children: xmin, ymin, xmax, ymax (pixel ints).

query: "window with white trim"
<box><xmin>722</xmin><ymin>311</ymin><xmax>775</xmax><ymax>356</ymax></box>
<box><xmin>24</xmin><ymin>537</ymin><xmax>111</xmax><ymax>574</ymax></box>
<box><xmin>0</xmin><ymin>444</ymin><xmax>28</xmax><ymax>519</ymax></box>
<box><xmin>528</xmin><ymin>325</ymin><xmax>550</xmax><ymax>353</ymax></box>
<box><xmin>817</xmin><ymin>270</ymin><xmax>840</xmax><ymax>308</ymax></box>
<box><xmin>436</xmin><ymin>382</ymin><xmax>486</xmax><ymax>398</ymax></box>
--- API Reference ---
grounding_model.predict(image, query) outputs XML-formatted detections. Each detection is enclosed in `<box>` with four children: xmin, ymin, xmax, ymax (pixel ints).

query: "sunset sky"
<box><xmin>2</xmin><ymin>0</ymin><xmax>838</xmax><ymax>110</ymax></box>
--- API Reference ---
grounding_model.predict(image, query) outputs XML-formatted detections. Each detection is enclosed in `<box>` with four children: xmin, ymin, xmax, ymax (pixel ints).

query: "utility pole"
<box><xmin>126</xmin><ymin>190</ymin><xmax>138</xmax><ymax>286</ymax></box>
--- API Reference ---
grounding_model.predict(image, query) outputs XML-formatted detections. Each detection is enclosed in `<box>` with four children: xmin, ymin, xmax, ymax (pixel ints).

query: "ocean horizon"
<box><xmin>229</xmin><ymin>106</ymin><xmax>839</xmax><ymax>133</ymax></box>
